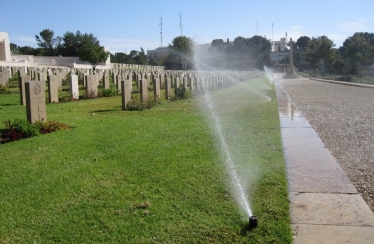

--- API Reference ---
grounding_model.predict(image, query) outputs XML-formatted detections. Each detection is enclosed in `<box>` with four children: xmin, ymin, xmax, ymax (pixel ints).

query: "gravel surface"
<box><xmin>279</xmin><ymin>79</ymin><xmax>374</xmax><ymax>212</ymax></box>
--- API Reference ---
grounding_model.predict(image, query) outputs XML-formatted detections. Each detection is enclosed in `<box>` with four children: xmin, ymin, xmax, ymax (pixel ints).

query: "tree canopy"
<box><xmin>339</xmin><ymin>32</ymin><xmax>374</xmax><ymax>76</ymax></box>
<box><xmin>167</xmin><ymin>36</ymin><xmax>195</xmax><ymax>70</ymax></box>
<box><xmin>78</xmin><ymin>38</ymin><xmax>109</xmax><ymax>71</ymax></box>
<box><xmin>35</xmin><ymin>29</ymin><xmax>61</xmax><ymax>56</ymax></box>
<box><xmin>305</xmin><ymin>36</ymin><xmax>335</xmax><ymax>73</ymax></box>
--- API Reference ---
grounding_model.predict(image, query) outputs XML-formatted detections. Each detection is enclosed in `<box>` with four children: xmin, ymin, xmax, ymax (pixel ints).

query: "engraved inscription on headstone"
<box><xmin>25</xmin><ymin>80</ymin><xmax>47</xmax><ymax>123</ymax></box>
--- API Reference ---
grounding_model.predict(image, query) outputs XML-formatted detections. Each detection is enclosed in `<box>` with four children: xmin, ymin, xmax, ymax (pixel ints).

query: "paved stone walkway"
<box><xmin>274</xmin><ymin>75</ymin><xmax>374</xmax><ymax>243</ymax></box>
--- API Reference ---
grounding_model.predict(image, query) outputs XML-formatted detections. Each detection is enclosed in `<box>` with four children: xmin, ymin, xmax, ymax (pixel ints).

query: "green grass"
<box><xmin>0</xmin><ymin>75</ymin><xmax>292</xmax><ymax>243</ymax></box>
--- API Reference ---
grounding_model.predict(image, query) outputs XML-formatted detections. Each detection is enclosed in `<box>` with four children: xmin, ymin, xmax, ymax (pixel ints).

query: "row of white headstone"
<box><xmin>14</xmin><ymin>67</ymin><xmax>262</xmax><ymax>123</ymax></box>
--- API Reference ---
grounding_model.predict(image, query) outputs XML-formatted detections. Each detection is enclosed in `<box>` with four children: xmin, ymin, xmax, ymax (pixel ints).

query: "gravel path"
<box><xmin>279</xmin><ymin>79</ymin><xmax>374</xmax><ymax>212</ymax></box>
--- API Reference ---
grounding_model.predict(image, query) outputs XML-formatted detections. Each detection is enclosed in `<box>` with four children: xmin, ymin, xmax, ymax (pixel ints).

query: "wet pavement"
<box><xmin>274</xmin><ymin>75</ymin><xmax>374</xmax><ymax>243</ymax></box>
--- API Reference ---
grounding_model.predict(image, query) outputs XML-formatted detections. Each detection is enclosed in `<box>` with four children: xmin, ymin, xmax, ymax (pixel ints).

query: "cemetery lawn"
<box><xmin>0</xmin><ymin>75</ymin><xmax>292</xmax><ymax>243</ymax></box>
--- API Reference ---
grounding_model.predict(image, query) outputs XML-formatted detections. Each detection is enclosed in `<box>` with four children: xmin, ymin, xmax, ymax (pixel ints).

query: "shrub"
<box><xmin>102</xmin><ymin>88</ymin><xmax>118</xmax><ymax>97</ymax></box>
<box><xmin>174</xmin><ymin>87</ymin><xmax>186</xmax><ymax>99</ymax></box>
<box><xmin>126</xmin><ymin>99</ymin><xmax>145</xmax><ymax>111</ymax></box>
<box><xmin>0</xmin><ymin>84</ymin><xmax>12</xmax><ymax>94</ymax></box>
<box><xmin>2</xmin><ymin>119</ymin><xmax>39</xmax><ymax>140</ymax></box>
<box><xmin>173</xmin><ymin>87</ymin><xmax>192</xmax><ymax>100</ymax></box>
<box><xmin>1</xmin><ymin>119</ymin><xmax>70</xmax><ymax>143</ymax></box>
<box><xmin>38</xmin><ymin>120</ymin><xmax>70</xmax><ymax>134</ymax></box>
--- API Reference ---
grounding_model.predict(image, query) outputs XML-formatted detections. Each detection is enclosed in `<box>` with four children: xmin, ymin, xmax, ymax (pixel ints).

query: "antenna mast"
<box><xmin>159</xmin><ymin>17</ymin><xmax>163</xmax><ymax>47</ymax></box>
<box><xmin>179</xmin><ymin>13</ymin><xmax>183</xmax><ymax>36</ymax></box>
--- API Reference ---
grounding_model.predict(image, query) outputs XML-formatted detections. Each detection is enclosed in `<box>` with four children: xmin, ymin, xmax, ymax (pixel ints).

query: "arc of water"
<box><xmin>205</xmin><ymin>92</ymin><xmax>253</xmax><ymax>218</ymax></box>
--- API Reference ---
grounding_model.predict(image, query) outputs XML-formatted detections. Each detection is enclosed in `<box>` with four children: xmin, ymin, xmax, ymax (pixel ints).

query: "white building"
<box><xmin>270</xmin><ymin>37</ymin><xmax>290</xmax><ymax>63</ymax></box>
<box><xmin>0</xmin><ymin>31</ymin><xmax>110</xmax><ymax>69</ymax></box>
<box><xmin>0</xmin><ymin>32</ymin><xmax>11</xmax><ymax>62</ymax></box>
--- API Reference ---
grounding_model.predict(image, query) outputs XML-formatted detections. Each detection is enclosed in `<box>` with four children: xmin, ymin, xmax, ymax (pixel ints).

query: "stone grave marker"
<box><xmin>121</xmin><ymin>79</ymin><xmax>132</xmax><ymax>110</ymax></box>
<box><xmin>70</xmin><ymin>74</ymin><xmax>79</xmax><ymax>99</ymax></box>
<box><xmin>103</xmin><ymin>73</ymin><xmax>110</xmax><ymax>89</ymax></box>
<box><xmin>183</xmin><ymin>77</ymin><xmax>188</xmax><ymax>89</ymax></box>
<box><xmin>86</xmin><ymin>75</ymin><xmax>98</xmax><ymax>98</ymax></box>
<box><xmin>47</xmin><ymin>75</ymin><xmax>59</xmax><ymax>103</ymax></box>
<box><xmin>116</xmin><ymin>74</ymin><xmax>122</xmax><ymax>94</ymax></box>
<box><xmin>19</xmin><ymin>74</ymin><xmax>31</xmax><ymax>105</ymax></box>
<box><xmin>140</xmin><ymin>79</ymin><xmax>148</xmax><ymax>103</ymax></box>
<box><xmin>165</xmin><ymin>78</ymin><xmax>171</xmax><ymax>100</ymax></box>
<box><xmin>25</xmin><ymin>80</ymin><xmax>47</xmax><ymax>123</ymax></box>
<box><xmin>153</xmin><ymin>78</ymin><xmax>160</xmax><ymax>101</ymax></box>
<box><xmin>189</xmin><ymin>77</ymin><xmax>195</xmax><ymax>91</ymax></box>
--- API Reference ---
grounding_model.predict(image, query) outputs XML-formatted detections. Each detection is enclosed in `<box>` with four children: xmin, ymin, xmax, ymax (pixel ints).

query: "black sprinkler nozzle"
<box><xmin>248</xmin><ymin>216</ymin><xmax>258</xmax><ymax>230</ymax></box>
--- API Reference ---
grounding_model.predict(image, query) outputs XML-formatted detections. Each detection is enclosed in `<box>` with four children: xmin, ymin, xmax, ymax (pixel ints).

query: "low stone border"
<box><xmin>310</xmin><ymin>78</ymin><xmax>374</xmax><ymax>89</ymax></box>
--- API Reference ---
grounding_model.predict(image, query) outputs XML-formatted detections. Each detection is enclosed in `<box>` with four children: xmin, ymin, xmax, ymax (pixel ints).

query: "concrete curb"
<box><xmin>309</xmin><ymin>78</ymin><xmax>374</xmax><ymax>89</ymax></box>
<box><xmin>275</xmin><ymin>78</ymin><xmax>374</xmax><ymax>243</ymax></box>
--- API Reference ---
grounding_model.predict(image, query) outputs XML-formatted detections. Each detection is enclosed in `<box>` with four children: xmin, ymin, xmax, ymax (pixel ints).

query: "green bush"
<box><xmin>174</xmin><ymin>87</ymin><xmax>191</xmax><ymax>100</ymax></box>
<box><xmin>102</xmin><ymin>88</ymin><xmax>118</xmax><ymax>97</ymax></box>
<box><xmin>126</xmin><ymin>99</ymin><xmax>145</xmax><ymax>111</ymax></box>
<box><xmin>1</xmin><ymin>119</ymin><xmax>70</xmax><ymax>143</ymax></box>
<box><xmin>3</xmin><ymin>118</ymin><xmax>40</xmax><ymax>139</ymax></box>
<box><xmin>0</xmin><ymin>84</ymin><xmax>12</xmax><ymax>94</ymax></box>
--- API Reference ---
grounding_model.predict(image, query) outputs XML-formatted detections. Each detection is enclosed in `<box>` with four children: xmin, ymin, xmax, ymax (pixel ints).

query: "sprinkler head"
<box><xmin>248</xmin><ymin>216</ymin><xmax>258</xmax><ymax>230</ymax></box>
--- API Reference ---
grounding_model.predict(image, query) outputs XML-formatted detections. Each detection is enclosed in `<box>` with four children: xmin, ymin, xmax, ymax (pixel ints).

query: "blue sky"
<box><xmin>2</xmin><ymin>0</ymin><xmax>373</xmax><ymax>53</ymax></box>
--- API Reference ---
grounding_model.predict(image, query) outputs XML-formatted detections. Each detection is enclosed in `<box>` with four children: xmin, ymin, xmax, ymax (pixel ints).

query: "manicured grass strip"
<box><xmin>0</xmin><ymin>75</ymin><xmax>291</xmax><ymax>243</ymax></box>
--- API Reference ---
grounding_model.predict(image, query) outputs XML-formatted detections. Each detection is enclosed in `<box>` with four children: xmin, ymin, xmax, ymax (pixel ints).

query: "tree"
<box><xmin>246</xmin><ymin>35</ymin><xmax>271</xmax><ymax>70</ymax></box>
<box><xmin>340</xmin><ymin>32</ymin><xmax>374</xmax><ymax>77</ymax></box>
<box><xmin>10</xmin><ymin>43</ymin><xmax>19</xmax><ymax>54</ymax></box>
<box><xmin>294</xmin><ymin>36</ymin><xmax>311</xmax><ymax>71</ymax></box>
<box><xmin>296</xmin><ymin>36</ymin><xmax>311</xmax><ymax>50</ymax></box>
<box><xmin>59</xmin><ymin>31</ymin><xmax>82</xmax><ymax>56</ymax></box>
<box><xmin>305</xmin><ymin>36</ymin><xmax>335</xmax><ymax>75</ymax></box>
<box><xmin>208</xmin><ymin>39</ymin><xmax>226</xmax><ymax>69</ymax></box>
<box><xmin>78</xmin><ymin>41</ymin><xmax>109</xmax><ymax>71</ymax></box>
<box><xmin>168</xmin><ymin>36</ymin><xmax>194</xmax><ymax>70</ymax></box>
<box><xmin>35</xmin><ymin>29</ymin><xmax>61</xmax><ymax>56</ymax></box>
<box><xmin>134</xmin><ymin>47</ymin><xmax>148</xmax><ymax>65</ymax></box>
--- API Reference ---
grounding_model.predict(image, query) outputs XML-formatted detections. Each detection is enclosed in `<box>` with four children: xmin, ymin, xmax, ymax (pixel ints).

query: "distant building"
<box><xmin>0</xmin><ymin>32</ymin><xmax>11</xmax><ymax>62</ymax></box>
<box><xmin>147</xmin><ymin>46</ymin><xmax>169</xmax><ymax>61</ymax></box>
<box><xmin>0</xmin><ymin>31</ymin><xmax>110</xmax><ymax>68</ymax></box>
<box><xmin>270</xmin><ymin>37</ymin><xmax>290</xmax><ymax>63</ymax></box>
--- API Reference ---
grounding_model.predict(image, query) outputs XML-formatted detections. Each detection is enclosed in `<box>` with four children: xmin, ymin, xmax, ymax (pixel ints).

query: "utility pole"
<box><xmin>159</xmin><ymin>17</ymin><xmax>163</xmax><ymax>47</ymax></box>
<box><xmin>179</xmin><ymin>13</ymin><xmax>183</xmax><ymax>36</ymax></box>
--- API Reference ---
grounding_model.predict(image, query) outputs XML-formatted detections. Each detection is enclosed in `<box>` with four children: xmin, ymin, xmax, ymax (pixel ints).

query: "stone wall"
<box><xmin>0</xmin><ymin>32</ymin><xmax>11</xmax><ymax>62</ymax></box>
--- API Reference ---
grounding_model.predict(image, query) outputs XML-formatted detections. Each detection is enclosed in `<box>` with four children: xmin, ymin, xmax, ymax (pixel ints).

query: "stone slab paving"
<box><xmin>274</xmin><ymin>75</ymin><xmax>374</xmax><ymax>243</ymax></box>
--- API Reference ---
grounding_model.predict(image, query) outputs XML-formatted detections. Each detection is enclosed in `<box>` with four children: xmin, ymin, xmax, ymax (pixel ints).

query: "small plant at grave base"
<box><xmin>173</xmin><ymin>87</ymin><xmax>192</xmax><ymax>100</ymax></box>
<box><xmin>126</xmin><ymin>99</ymin><xmax>145</xmax><ymax>111</ymax></box>
<box><xmin>37</xmin><ymin>120</ymin><xmax>71</xmax><ymax>134</ymax></box>
<box><xmin>0</xmin><ymin>84</ymin><xmax>12</xmax><ymax>94</ymax></box>
<box><xmin>3</xmin><ymin>119</ymin><xmax>40</xmax><ymax>139</ymax></box>
<box><xmin>145</xmin><ymin>99</ymin><xmax>157</xmax><ymax>109</ymax></box>
<box><xmin>102</xmin><ymin>87</ymin><xmax>118</xmax><ymax>97</ymax></box>
<box><xmin>1</xmin><ymin>119</ymin><xmax>70</xmax><ymax>143</ymax></box>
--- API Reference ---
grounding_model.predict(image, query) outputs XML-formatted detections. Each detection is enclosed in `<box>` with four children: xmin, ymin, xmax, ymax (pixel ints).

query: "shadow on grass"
<box><xmin>0</xmin><ymin>103</ymin><xmax>20</xmax><ymax>106</ymax></box>
<box><xmin>90</xmin><ymin>107</ymin><xmax>121</xmax><ymax>113</ymax></box>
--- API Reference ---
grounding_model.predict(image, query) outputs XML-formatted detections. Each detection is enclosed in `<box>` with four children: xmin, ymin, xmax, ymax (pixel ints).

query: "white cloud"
<box><xmin>337</xmin><ymin>19</ymin><xmax>368</xmax><ymax>32</ymax></box>
<box><xmin>9</xmin><ymin>34</ymin><xmax>37</xmax><ymax>46</ymax></box>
